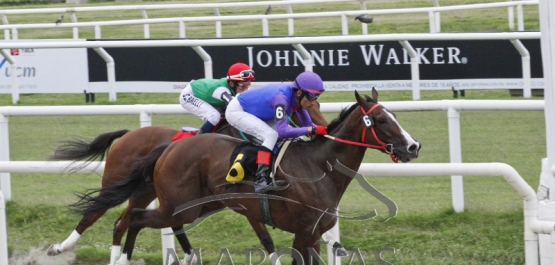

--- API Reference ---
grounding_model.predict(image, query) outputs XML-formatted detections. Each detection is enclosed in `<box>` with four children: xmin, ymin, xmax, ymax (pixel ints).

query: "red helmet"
<box><xmin>227</xmin><ymin>63</ymin><xmax>255</xmax><ymax>81</ymax></box>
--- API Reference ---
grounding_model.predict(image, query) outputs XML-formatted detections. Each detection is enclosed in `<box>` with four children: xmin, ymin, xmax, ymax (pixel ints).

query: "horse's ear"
<box><xmin>354</xmin><ymin>90</ymin><xmax>366</xmax><ymax>106</ymax></box>
<box><xmin>372</xmin><ymin>87</ymin><xmax>378</xmax><ymax>102</ymax></box>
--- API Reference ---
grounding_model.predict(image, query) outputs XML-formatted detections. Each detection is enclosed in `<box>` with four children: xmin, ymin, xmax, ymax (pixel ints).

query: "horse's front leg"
<box><xmin>292</xmin><ymin>232</ymin><xmax>322</xmax><ymax>265</ymax></box>
<box><xmin>321</xmin><ymin>230</ymin><xmax>348</xmax><ymax>257</ymax></box>
<box><xmin>246</xmin><ymin>218</ymin><xmax>283</xmax><ymax>265</ymax></box>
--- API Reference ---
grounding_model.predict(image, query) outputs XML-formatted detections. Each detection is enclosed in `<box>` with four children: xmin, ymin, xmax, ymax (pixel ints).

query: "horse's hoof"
<box><xmin>46</xmin><ymin>244</ymin><xmax>62</xmax><ymax>256</ymax></box>
<box><xmin>115</xmin><ymin>254</ymin><xmax>131</xmax><ymax>265</ymax></box>
<box><xmin>182</xmin><ymin>253</ymin><xmax>197</xmax><ymax>265</ymax></box>
<box><xmin>334</xmin><ymin>247</ymin><xmax>348</xmax><ymax>257</ymax></box>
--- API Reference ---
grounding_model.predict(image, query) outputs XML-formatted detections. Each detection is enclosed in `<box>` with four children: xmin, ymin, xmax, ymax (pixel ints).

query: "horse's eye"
<box><xmin>377</xmin><ymin>117</ymin><xmax>386</xmax><ymax>123</ymax></box>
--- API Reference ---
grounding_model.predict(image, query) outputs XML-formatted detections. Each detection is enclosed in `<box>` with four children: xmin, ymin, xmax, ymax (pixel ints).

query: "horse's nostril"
<box><xmin>408</xmin><ymin>143</ymin><xmax>419</xmax><ymax>153</ymax></box>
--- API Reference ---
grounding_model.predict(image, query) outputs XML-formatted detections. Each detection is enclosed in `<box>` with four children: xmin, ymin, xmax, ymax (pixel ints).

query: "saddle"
<box><xmin>171</xmin><ymin>127</ymin><xmax>198</xmax><ymax>142</ymax></box>
<box><xmin>171</xmin><ymin>119</ymin><xmax>230</xmax><ymax>142</ymax></box>
<box><xmin>225</xmin><ymin>140</ymin><xmax>290</xmax><ymax>185</ymax></box>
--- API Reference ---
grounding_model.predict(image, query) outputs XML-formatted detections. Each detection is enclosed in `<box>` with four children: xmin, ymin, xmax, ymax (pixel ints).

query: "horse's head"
<box><xmin>352</xmin><ymin>89</ymin><xmax>420</xmax><ymax>163</ymax></box>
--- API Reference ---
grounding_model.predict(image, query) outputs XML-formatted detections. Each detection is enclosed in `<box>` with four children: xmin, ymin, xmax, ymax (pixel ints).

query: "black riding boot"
<box><xmin>253</xmin><ymin>150</ymin><xmax>286</xmax><ymax>193</ymax></box>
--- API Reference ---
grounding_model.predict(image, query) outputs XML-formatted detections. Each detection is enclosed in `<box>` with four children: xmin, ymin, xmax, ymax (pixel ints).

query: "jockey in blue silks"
<box><xmin>225</xmin><ymin>71</ymin><xmax>328</xmax><ymax>193</ymax></box>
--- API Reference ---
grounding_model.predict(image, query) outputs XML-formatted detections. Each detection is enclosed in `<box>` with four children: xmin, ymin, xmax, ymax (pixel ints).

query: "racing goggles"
<box><xmin>229</xmin><ymin>70</ymin><xmax>255</xmax><ymax>80</ymax></box>
<box><xmin>303</xmin><ymin>90</ymin><xmax>321</xmax><ymax>101</ymax></box>
<box><xmin>295</xmin><ymin>80</ymin><xmax>322</xmax><ymax>101</ymax></box>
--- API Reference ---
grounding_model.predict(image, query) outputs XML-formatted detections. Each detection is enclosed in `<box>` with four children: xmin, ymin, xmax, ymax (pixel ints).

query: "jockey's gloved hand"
<box><xmin>311</xmin><ymin>126</ymin><xmax>327</xmax><ymax>135</ymax></box>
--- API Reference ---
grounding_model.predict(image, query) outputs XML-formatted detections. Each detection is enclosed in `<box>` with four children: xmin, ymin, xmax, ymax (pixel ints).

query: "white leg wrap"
<box><xmin>269</xmin><ymin>252</ymin><xmax>282</xmax><ymax>265</ymax></box>
<box><xmin>116</xmin><ymin>252</ymin><xmax>130</xmax><ymax>265</ymax></box>
<box><xmin>321</xmin><ymin>231</ymin><xmax>337</xmax><ymax>246</ymax></box>
<box><xmin>59</xmin><ymin>230</ymin><xmax>81</xmax><ymax>252</ymax></box>
<box><xmin>109</xmin><ymin>245</ymin><xmax>121</xmax><ymax>265</ymax></box>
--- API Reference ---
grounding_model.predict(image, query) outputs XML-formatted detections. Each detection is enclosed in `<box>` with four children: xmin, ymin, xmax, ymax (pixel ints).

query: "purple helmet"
<box><xmin>292</xmin><ymin>71</ymin><xmax>325</xmax><ymax>95</ymax></box>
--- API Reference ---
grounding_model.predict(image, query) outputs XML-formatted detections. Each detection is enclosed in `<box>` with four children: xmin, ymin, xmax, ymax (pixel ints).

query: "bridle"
<box><xmin>323</xmin><ymin>103</ymin><xmax>398</xmax><ymax>163</ymax></box>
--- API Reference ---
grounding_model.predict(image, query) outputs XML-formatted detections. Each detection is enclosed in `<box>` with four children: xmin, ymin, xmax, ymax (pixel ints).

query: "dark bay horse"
<box><xmin>46</xmin><ymin>104</ymin><xmax>333</xmax><ymax>265</ymax></box>
<box><xmin>110</xmin><ymin>90</ymin><xmax>420</xmax><ymax>265</ymax></box>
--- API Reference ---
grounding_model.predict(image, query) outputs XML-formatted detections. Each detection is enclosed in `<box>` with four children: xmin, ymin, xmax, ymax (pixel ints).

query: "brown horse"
<box><xmin>107</xmin><ymin>90</ymin><xmax>420</xmax><ymax>265</ymax></box>
<box><xmin>46</xmin><ymin>104</ymin><xmax>331</xmax><ymax>265</ymax></box>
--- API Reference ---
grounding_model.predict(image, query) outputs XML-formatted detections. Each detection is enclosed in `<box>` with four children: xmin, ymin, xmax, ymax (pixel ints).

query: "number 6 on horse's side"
<box><xmin>112</xmin><ymin>89</ymin><xmax>420</xmax><ymax>265</ymax></box>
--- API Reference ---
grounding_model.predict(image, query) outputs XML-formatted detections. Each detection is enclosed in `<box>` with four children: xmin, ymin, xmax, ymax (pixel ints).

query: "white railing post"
<box><xmin>428</xmin><ymin>11</ymin><xmax>436</xmax><ymax>33</ymax></box>
<box><xmin>179</xmin><ymin>21</ymin><xmax>186</xmax><ymax>38</ymax></box>
<box><xmin>508</xmin><ymin>0</ymin><xmax>515</xmax><ymax>30</ymax></box>
<box><xmin>517</xmin><ymin>4</ymin><xmax>524</xmax><ymax>31</ymax></box>
<box><xmin>70</xmin><ymin>12</ymin><xmax>79</xmax><ymax>39</ymax></box>
<box><xmin>214</xmin><ymin>8</ymin><xmax>221</xmax><ymax>38</ymax></box>
<box><xmin>0</xmin><ymin>114</ymin><xmax>10</xmax><ymax>202</ymax></box>
<box><xmin>161</xmin><ymin>227</ymin><xmax>174</xmax><ymax>265</ymax></box>
<box><xmin>292</xmin><ymin>43</ymin><xmax>313</xmax><ymax>71</ymax></box>
<box><xmin>434</xmin><ymin>0</ymin><xmax>441</xmax><ymax>33</ymax></box>
<box><xmin>11</xmin><ymin>28</ymin><xmax>17</xmax><ymax>40</ymax></box>
<box><xmin>286</xmin><ymin>4</ymin><xmax>294</xmax><ymax>36</ymax></box>
<box><xmin>191</xmin><ymin>46</ymin><xmax>213</xmax><ymax>79</ymax></box>
<box><xmin>510</xmin><ymin>39</ymin><xmax>531</xmax><ymax>98</ymax></box>
<box><xmin>327</xmin><ymin>215</ymin><xmax>340</xmax><ymax>265</ymax></box>
<box><xmin>1</xmin><ymin>15</ymin><xmax>9</xmax><ymax>40</ymax></box>
<box><xmin>262</xmin><ymin>18</ymin><xmax>269</xmax><ymax>37</ymax></box>
<box><xmin>448</xmin><ymin>107</ymin><xmax>464</xmax><ymax>213</ymax></box>
<box><xmin>341</xmin><ymin>15</ymin><xmax>348</xmax><ymax>35</ymax></box>
<box><xmin>0</xmin><ymin>191</ymin><xmax>7</xmax><ymax>265</ymax></box>
<box><xmin>93</xmin><ymin>48</ymin><xmax>117</xmax><ymax>102</ymax></box>
<box><xmin>399</xmin><ymin>40</ymin><xmax>420</xmax><ymax>101</ymax></box>
<box><xmin>140</xmin><ymin>110</ymin><xmax>152</xmax><ymax>128</ymax></box>
<box><xmin>360</xmin><ymin>1</ymin><xmax>368</xmax><ymax>35</ymax></box>
<box><xmin>141</xmin><ymin>9</ymin><xmax>150</xmax><ymax>39</ymax></box>
<box><xmin>94</xmin><ymin>25</ymin><xmax>101</xmax><ymax>39</ymax></box>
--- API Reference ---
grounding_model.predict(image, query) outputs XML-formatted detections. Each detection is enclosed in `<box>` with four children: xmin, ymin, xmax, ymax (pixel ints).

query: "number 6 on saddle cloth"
<box><xmin>226</xmin><ymin>142</ymin><xmax>261</xmax><ymax>183</ymax></box>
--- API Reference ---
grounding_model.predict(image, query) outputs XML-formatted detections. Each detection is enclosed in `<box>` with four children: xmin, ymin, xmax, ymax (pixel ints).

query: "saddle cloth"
<box><xmin>171</xmin><ymin>128</ymin><xmax>198</xmax><ymax>142</ymax></box>
<box><xmin>226</xmin><ymin>140</ymin><xmax>291</xmax><ymax>183</ymax></box>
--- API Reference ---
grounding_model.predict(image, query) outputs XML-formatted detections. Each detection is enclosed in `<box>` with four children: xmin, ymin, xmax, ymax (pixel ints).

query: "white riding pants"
<box><xmin>226</xmin><ymin>97</ymin><xmax>278</xmax><ymax>151</ymax></box>
<box><xmin>179</xmin><ymin>84</ymin><xmax>221</xmax><ymax>126</ymax></box>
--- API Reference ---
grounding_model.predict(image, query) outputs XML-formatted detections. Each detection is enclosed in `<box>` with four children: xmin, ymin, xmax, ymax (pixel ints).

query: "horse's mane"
<box><xmin>325</xmin><ymin>94</ymin><xmax>375</xmax><ymax>133</ymax></box>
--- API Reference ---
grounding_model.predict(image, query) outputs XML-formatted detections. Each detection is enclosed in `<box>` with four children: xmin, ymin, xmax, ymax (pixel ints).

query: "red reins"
<box><xmin>323</xmin><ymin>103</ymin><xmax>398</xmax><ymax>163</ymax></box>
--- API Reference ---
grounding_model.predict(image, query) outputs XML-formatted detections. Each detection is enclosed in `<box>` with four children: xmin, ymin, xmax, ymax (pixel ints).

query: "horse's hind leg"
<box><xmin>46</xmin><ymin>210</ymin><xmax>107</xmax><ymax>256</ymax></box>
<box><xmin>172</xmin><ymin>226</ymin><xmax>198</xmax><ymax>265</ymax></box>
<box><xmin>110</xmin><ymin>187</ymin><xmax>157</xmax><ymax>265</ymax></box>
<box><xmin>118</xmin><ymin>208</ymin><xmax>197</xmax><ymax>265</ymax></box>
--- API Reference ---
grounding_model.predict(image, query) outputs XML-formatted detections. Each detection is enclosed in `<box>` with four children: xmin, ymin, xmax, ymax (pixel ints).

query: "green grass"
<box><xmin>0</xmin><ymin>0</ymin><xmax>547</xmax><ymax>264</ymax></box>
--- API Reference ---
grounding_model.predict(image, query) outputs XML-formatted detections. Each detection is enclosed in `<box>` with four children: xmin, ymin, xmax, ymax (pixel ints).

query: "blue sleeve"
<box><xmin>295</xmin><ymin>109</ymin><xmax>316</xmax><ymax>127</ymax></box>
<box><xmin>276</xmin><ymin>119</ymin><xmax>309</xmax><ymax>139</ymax></box>
<box><xmin>270</xmin><ymin>94</ymin><xmax>310</xmax><ymax>139</ymax></box>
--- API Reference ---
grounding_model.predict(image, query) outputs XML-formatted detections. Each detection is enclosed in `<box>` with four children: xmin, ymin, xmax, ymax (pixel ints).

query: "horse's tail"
<box><xmin>70</xmin><ymin>143</ymin><xmax>169</xmax><ymax>216</ymax></box>
<box><xmin>49</xmin><ymin>129</ymin><xmax>130</xmax><ymax>162</ymax></box>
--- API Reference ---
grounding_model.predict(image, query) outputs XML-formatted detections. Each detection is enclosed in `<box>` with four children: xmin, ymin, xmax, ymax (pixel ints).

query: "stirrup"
<box><xmin>255</xmin><ymin>180</ymin><xmax>289</xmax><ymax>193</ymax></box>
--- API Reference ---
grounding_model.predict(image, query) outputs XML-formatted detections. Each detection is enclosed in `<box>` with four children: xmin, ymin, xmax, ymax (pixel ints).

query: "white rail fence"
<box><xmin>0</xmin><ymin>32</ymin><xmax>542</xmax><ymax>104</ymax></box>
<box><xmin>0</xmin><ymin>99</ymin><xmax>545</xmax><ymax>207</ymax></box>
<box><xmin>0</xmin><ymin>1</ymin><xmax>538</xmax><ymax>40</ymax></box>
<box><xmin>0</xmin><ymin>162</ymin><xmax>553</xmax><ymax>265</ymax></box>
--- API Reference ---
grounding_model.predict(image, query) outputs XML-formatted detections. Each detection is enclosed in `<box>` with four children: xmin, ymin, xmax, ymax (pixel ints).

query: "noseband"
<box><xmin>324</xmin><ymin>103</ymin><xmax>398</xmax><ymax>163</ymax></box>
